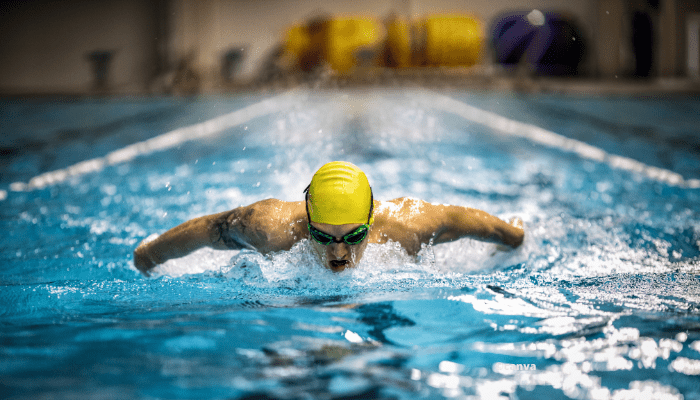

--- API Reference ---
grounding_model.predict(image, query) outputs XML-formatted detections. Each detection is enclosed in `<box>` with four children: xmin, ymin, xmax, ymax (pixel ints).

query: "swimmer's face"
<box><xmin>308</xmin><ymin>222</ymin><xmax>369</xmax><ymax>272</ymax></box>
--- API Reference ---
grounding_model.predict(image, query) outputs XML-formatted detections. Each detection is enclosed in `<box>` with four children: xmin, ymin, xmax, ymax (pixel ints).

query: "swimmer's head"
<box><xmin>305</xmin><ymin>161</ymin><xmax>374</xmax><ymax>225</ymax></box>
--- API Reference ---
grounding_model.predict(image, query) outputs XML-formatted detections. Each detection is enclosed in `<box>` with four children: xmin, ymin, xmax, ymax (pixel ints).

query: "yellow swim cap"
<box><xmin>306</xmin><ymin>161</ymin><xmax>374</xmax><ymax>225</ymax></box>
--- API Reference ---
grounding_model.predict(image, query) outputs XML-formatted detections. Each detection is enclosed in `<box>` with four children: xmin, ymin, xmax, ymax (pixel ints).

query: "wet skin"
<box><xmin>133</xmin><ymin>197</ymin><xmax>524</xmax><ymax>277</ymax></box>
<box><xmin>308</xmin><ymin>222</ymin><xmax>369</xmax><ymax>272</ymax></box>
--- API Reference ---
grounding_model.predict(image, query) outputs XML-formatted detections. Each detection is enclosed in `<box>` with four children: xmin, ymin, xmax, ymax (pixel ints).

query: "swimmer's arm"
<box><xmin>422</xmin><ymin>203</ymin><xmax>524</xmax><ymax>249</ymax></box>
<box><xmin>133</xmin><ymin>210</ymin><xmax>232</xmax><ymax>276</ymax></box>
<box><xmin>133</xmin><ymin>200</ymin><xmax>305</xmax><ymax>276</ymax></box>
<box><xmin>208</xmin><ymin>200</ymin><xmax>306</xmax><ymax>254</ymax></box>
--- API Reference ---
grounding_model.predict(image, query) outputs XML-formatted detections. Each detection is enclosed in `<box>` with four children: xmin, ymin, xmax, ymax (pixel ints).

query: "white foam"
<box><xmin>410</xmin><ymin>90</ymin><xmax>698</xmax><ymax>189</ymax></box>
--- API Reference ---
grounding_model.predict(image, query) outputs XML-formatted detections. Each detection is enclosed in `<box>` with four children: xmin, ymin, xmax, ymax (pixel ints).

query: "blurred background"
<box><xmin>1</xmin><ymin>0</ymin><xmax>699</xmax><ymax>96</ymax></box>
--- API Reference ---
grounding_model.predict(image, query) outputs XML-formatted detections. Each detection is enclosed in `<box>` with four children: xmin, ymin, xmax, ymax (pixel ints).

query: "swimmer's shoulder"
<box><xmin>219</xmin><ymin>198</ymin><xmax>304</xmax><ymax>232</ymax></box>
<box><xmin>245</xmin><ymin>198</ymin><xmax>306</xmax><ymax>224</ymax></box>
<box><xmin>223</xmin><ymin>198</ymin><xmax>306</xmax><ymax>252</ymax></box>
<box><xmin>373</xmin><ymin>197</ymin><xmax>446</xmax><ymax>231</ymax></box>
<box><xmin>370</xmin><ymin>197</ymin><xmax>427</xmax><ymax>254</ymax></box>
<box><xmin>372</xmin><ymin>197</ymin><xmax>425</xmax><ymax>228</ymax></box>
<box><xmin>374</xmin><ymin>197</ymin><xmax>426</xmax><ymax>217</ymax></box>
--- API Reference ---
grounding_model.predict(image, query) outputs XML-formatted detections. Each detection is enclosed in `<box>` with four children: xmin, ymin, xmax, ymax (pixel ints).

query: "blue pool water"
<box><xmin>1</xmin><ymin>89</ymin><xmax>700</xmax><ymax>399</ymax></box>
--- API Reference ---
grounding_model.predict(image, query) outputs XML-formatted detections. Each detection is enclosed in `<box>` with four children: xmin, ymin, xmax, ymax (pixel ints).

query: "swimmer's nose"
<box><xmin>329</xmin><ymin>243</ymin><xmax>350</xmax><ymax>260</ymax></box>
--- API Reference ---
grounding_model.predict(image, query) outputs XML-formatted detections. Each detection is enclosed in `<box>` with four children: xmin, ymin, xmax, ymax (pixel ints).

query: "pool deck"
<box><xmin>3</xmin><ymin>67</ymin><xmax>700</xmax><ymax>98</ymax></box>
<box><xmin>256</xmin><ymin>69</ymin><xmax>700</xmax><ymax>96</ymax></box>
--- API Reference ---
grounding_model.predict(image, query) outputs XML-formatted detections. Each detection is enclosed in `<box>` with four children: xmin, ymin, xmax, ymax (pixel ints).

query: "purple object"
<box><xmin>491</xmin><ymin>11</ymin><xmax>585</xmax><ymax>75</ymax></box>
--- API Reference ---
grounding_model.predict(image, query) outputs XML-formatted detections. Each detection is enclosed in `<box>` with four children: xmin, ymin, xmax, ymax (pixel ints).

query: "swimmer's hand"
<box><xmin>509</xmin><ymin>216</ymin><xmax>524</xmax><ymax>231</ymax></box>
<box><xmin>495</xmin><ymin>217</ymin><xmax>524</xmax><ymax>252</ymax></box>
<box><xmin>133</xmin><ymin>243</ymin><xmax>156</xmax><ymax>277</ymax></box>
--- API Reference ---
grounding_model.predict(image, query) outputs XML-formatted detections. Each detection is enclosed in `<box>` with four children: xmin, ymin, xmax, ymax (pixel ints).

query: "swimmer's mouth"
<box><xmin>329</xmin><ymin>260</ymin><xmax>349</xmax><ymax>271</ymax></box>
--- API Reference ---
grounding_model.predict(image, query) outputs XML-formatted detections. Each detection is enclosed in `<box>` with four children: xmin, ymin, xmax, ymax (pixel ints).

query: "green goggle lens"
<box><xmin>308</xmin><ymin>224</ymin><xmax>369</xmax><ymax>246</ymax></box>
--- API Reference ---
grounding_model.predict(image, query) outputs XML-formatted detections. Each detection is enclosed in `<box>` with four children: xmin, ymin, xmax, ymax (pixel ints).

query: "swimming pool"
<box><xmin>1</xmin><ymin>89</ymin><xmax>699</xmax><ymax>399</ymax></box>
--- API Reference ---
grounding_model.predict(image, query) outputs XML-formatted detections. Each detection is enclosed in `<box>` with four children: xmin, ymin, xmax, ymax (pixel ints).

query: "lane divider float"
<box><xmin>412</xmin><ymin>90</ymin><xmax>700</xmax><ymax>189</ymax></box>
<box><xmin>10</xmin><ymin>90</ymin><xmax>303</xmax><ymax>192</ymax></box>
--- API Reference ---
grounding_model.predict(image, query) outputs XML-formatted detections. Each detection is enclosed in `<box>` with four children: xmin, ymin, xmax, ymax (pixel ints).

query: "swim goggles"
<box><xmin>304</xmin><ymin>184</ymin><xmax>373</xmax><ymax>246</ymax></box>
<box><xmin>307</xmin><ymin>223</ymin><xmax>370</xmax><ymax>246</ymax></box>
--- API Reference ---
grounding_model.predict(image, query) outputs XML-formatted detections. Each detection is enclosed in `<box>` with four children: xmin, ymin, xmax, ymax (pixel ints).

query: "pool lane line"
<box><xmin>412</xmin><ymin>90</ymin><xmax>700</xmax><ymax>189</ymax></box>
<box><xmin>9</xmin><ymin>90</ymin><xmax>304</xmax><ymax>192</ymax></box>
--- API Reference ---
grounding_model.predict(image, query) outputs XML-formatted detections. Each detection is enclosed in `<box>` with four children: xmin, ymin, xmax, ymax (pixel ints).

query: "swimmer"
<box><xmin>134</xmin><ymin>161</ymin><xmax>524</xmax><ymax>276</ymax></box>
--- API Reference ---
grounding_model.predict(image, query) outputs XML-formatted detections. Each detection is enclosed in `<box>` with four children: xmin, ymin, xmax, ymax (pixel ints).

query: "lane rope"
<box><xmin>412</xmin><ymin>90</ymin><xmax>700</xmax><ymax>189</ymax></box>
<box><xmin>7</xmin><ymin>89</ymin><xmax>698</xmax><ymax>194</ymax></box>
<box><xmin>9</xmin><ymin>90</ymin><xmax>302</xmax><ymax>192</ymax></box>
